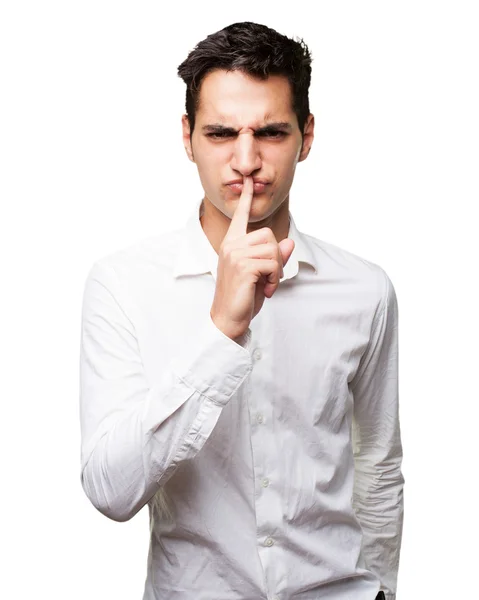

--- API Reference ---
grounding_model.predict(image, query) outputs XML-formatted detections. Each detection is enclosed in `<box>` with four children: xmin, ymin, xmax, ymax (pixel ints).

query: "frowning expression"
<box><xmin>182</xmin><ymin>69</ymin><xmax>314</xmax><ymax>222</ymax></box>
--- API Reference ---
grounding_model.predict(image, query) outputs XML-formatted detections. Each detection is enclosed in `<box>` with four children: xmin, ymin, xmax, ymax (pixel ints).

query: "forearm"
<box><xmin>81</xmin><ymin>380</ymin><xmax>225</xmax><ymax>521</ymax></box>
<box><xmin>353</xmin><ymin>444</ymin><xmax>405</xmax><ymax>599</ymax></box>
<box><xmin>79</xmin><ymin>260</ymin><xmax>252</xmax><ymax>522</ymax></box>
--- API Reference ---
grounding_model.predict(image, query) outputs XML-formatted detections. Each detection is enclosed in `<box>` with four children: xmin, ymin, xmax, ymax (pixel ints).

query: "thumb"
<box><xmin>278</xmin><ymin>238</ymin><xmax>295</xmax><ymax>269</ymax></box>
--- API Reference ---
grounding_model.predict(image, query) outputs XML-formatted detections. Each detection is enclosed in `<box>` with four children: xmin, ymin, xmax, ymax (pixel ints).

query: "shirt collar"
<box><xmin>172</xmin><ymin>197</ymin><xmax>318</xmax><ymax>282</ymax></box>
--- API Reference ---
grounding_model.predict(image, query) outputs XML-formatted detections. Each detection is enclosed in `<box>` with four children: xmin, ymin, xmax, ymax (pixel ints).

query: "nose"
<box><xmin>230</xmin><ymin>131</ymin><xmax>262</xmax><ymax>176</ymax></box>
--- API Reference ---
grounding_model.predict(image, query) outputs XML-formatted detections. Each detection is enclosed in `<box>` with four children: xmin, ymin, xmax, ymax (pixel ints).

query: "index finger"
<box><xmin>224</xmin><ymin>175</ymin><xmax>254</xmax><ymax>241</ymax></box>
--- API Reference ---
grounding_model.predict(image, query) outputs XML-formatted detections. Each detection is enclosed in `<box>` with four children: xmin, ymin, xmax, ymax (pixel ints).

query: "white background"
<box><xmin>1</xmin><ymin>1</ymin><xmax>477</xmax><ymax>598</ymax></box>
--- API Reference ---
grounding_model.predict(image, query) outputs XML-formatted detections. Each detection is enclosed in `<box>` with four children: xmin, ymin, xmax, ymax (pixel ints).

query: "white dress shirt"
<box><xmin>79</xmin><ymin>197</ymin><xmax>404</xmax><ymax>600</ymax></box>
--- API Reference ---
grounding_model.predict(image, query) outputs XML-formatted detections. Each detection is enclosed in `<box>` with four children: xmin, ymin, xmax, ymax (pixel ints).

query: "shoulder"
<box><xmin>86</xmin><ymin>226</ymin><xmax>184</xmax><ymax>284</ymax></box>
<box><xmin>301</xmin><ymin>230</ymin><xmax>395</xmax><ymax>311</ymax></box>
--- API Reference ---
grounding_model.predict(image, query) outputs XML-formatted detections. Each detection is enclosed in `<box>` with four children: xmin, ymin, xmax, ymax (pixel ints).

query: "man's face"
<box><xmin>182</xmin><ymin>69</ymin><xmax>314</xmax><ymax>223</ymax></box>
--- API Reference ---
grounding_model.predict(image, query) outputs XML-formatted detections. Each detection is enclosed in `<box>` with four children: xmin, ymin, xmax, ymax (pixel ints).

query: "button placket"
<box><xmin>247</xmin><ymin>325</ymin><xmax>280</xmax><ymax>581</ymax></box>
<box><xmin>253</xmin><ymin>348</ymin><xmax>262</xmax><ymax>361</ymax></box>
<box><xmin>264</xmin><ymin>537</ymin><xmax>274</xmax><ymax>547</ymax></box>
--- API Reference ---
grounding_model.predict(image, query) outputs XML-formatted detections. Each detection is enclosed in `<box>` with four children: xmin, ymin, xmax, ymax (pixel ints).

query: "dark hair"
<box><xmin>177</xmin><ymin>22</ymin><xmax>313</xmax><ymax>140</ymax></box>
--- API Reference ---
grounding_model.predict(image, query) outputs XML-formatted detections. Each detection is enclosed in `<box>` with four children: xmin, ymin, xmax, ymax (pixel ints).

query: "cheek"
<box><xmin>270</xmin><ymin>144</ymin><xmax>297</xmax><ymax>168</ymax></box>
<box><xmin>196</xmin><ymin>157</ymin><xmax>218</xmax><ymax>182</ymax></box>
<box><xmin>199</xmin><ymin>151</ymin><xmax>225</xmax><ymax>179</ymax></box>
<box><xmin>274</xmin><ymin>158</ymin><xmax>296</xmax><ymax>184</ymax></box>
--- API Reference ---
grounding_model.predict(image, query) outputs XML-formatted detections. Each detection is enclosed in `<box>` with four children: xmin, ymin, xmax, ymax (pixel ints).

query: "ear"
<box><xmin>297</xmin><ymin>113</ymin><xmax>315</xmax><ymax>163</ymax></box>
<box><xmin>181</xmin><ymin>114</ymin><xmax>195</xmax><ymax>162</ymax></box>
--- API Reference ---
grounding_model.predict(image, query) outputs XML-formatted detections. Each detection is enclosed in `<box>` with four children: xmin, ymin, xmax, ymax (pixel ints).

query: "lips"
<box><xmin>226</xmin><ymin>179</ymin><xmax>270</xmax><ymax>194</ymax></box>
<box><xmin>226</xmin><ymin>178</ymin><xmax>270</xmax><ymax>185</ymax></box>
<box><xmin>227</xmin><ymin>182</ymin><xmax>267</xmax><ymax>194</ymax></box>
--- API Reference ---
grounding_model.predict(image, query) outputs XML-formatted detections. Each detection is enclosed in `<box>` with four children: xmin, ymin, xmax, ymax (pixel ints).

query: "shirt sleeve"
<box><xmin>79</xmin><ymin>260</ymin><xmax>253</xmax><ymax>522</ymax></box>
<box><xmin>350</xmin><ymin>269</ymin><xmax>405</xmax><ymax>600</ymax></box>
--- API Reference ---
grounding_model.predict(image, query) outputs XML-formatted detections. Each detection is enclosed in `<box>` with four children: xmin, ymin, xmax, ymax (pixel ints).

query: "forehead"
<box><xmin>196</xmin><ymin>69</ymin><xmax>295</xmax><ymax>126</ymax></box>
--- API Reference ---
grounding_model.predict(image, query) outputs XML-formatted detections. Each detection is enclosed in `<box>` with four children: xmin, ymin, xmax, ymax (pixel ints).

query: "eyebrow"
<box><xmin>201</xmin><ymin>122</ymin><xmax>293</xmax><ymax>134</ymax></box>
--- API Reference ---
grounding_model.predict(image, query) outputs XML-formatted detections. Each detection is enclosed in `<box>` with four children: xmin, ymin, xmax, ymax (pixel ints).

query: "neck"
<box><xmin>199</xmin><ymin>195</ymin><xmax>291</xmax><ymax>255</ymax></box>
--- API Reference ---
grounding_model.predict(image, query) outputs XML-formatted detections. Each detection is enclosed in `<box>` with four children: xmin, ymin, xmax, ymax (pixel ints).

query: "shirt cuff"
<box><xmin>169</xmin><ymin>313</ymin><xmax>253</xmax><ymax>406</ymax></box>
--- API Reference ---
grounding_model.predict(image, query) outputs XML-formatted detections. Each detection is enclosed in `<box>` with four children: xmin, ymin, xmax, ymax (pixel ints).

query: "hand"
<box><xmin>210</xmin><ymin>175</ymin><xmax>295</xmax><ymax>340</ymax></box>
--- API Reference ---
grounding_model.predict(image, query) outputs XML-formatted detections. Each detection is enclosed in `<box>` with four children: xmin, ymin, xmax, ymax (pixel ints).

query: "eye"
<box><xmin>206</xmin><ymin>130</ymin><xmax>287</xmax><ymax>139</ymax></box>
<box><xmin>207</xmin><ymin>132</ymin><xmax>232</xmax><ymax>139</ymax></box>
<box><xmin>259</xmin><ymin>131</ymin><xmax>286</xmax><ymax>138</ymax></box>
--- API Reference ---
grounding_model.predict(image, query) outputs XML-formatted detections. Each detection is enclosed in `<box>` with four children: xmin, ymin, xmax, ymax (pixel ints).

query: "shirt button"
<box><xmin>253</xmin><ymin>348</ymin><xmax>262</xmax><ymax>360</ymax></box>
<box><xmin>257</xmin><ymin>414</ymin><xmax>264</xmax><ymax>424</ymax></box>
<box><xmin>261</xmin><ymin>477</ymin><xmax>270</xmax><ymax>487</ymax></box>
<box><xmin>264</xmin><ymin>537</ymin><xmax>274</xmax><ymax>547</ymax></box>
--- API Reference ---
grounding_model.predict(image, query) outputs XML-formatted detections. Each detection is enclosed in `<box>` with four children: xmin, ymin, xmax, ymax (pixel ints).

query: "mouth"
<box><xmin>226</xmin><ymin>182</ymin><xmax>268</xmax><ymax>194</ymax></box>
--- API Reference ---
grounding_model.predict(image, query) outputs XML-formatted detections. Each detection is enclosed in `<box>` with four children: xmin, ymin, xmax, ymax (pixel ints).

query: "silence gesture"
<box><xmin>210</xmin><ymin>175</ymin><xmax>295</xmax><ymax>340</ymax></box>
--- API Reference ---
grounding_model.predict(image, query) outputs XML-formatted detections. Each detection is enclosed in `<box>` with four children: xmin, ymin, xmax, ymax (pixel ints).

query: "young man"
<box><xmin>79</xmin><ymin>22</ymin><xmax>403</xmax><ymax>600</ymax></box>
